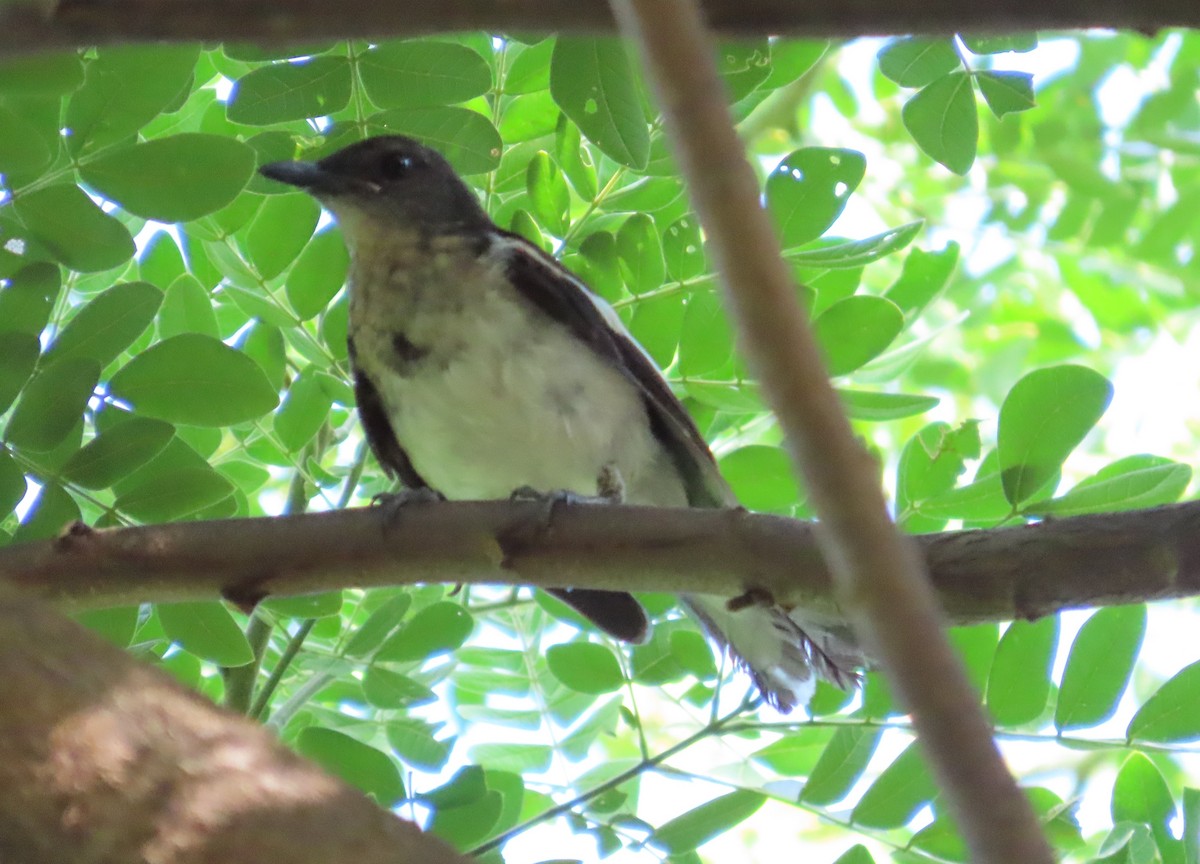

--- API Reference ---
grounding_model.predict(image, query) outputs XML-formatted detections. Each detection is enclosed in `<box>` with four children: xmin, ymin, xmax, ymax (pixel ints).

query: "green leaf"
<box><xmin>525</xmin><ymin>151</ymin><xmax>570</xmax><ymax>236</ymax></box>
<box><xmin>365</xmin><ymin>667</ymin><xmax>437</xmax><ymax>709</ymax></box>
<box><xmin>75</xmin><ymin>606</ymin><xmax>139</xmax><ymax>647</ymax></box>
<box><xmin>0</xmin><ymin>331</ymin><xmax>39</xmax><ymax>415</ymax></box>
<box><xmin>550</xmin><ymin>37</ymin><xmax>649</xmax><ymax>169</ymax></box>
<box><xmin>962</xmin><ymin>34</ymin><xmax>1038</xmax><ymax>54</ymax></box>
<box><xmin>813</xmin><ymin>295</ymin><xmax>904</xmax><ymax>376</ymax></box>
<box><xmin>387</xmin><ymin>717</ymin><xmax>453</xmax><ymax>770</ymax></box>
<box><xmin>14</xmin><ymin>482</ymin><xmax>80</xmax><ymax>542</ymax></box>
<box><xmin>878</xmin><ymin>38</ymin><xmax>963</xmax><ymax>88</ymax></box>
<box><xmin>554</xmin><ymin>114</ymin><xmax>598</xmax><ymax>200</ymax></box>
<box><xmin>884</xmin><ymin>243</ymin><xmax>959</xmax><ymax>316</ymax></box>
<box><xmin>498</xmin><ymin>91</ymin><xmax>558</xmax><ymax>144</ymax></box>
<box><xmin>1128</xmin><ymin>660</ymin><xmax>1200</xmax><ymax>743</ymax></box>
<box><xmin>46</xmin><ymin>281</ymin><xmax>162</xmax><ymax>368</ymax></box>
<box><xmin>663</xmin><ymin>215</ymin><xmax>705</xmax><ymax>282</ymax></box>
<box><xmin>838</xmin><ymin>389</ymin><xmax>939</xmax><ymax>421</ymax></box>
<box><xmin>109</xmin><ymin>334</ymin><xmax>279</xmax><ymax>426</ymax></box>
<box><xmin>0</xmin><ymin>451</ymin><xmax>27</xmax><ymax>519</ymax></box>
<box><xmin>1112</xmin><ymin>753</ymin><xmax>1179</xmax><ymax>863</ymax></box>
<box><xmin>0</xmin><ymin>263</ymin><xmax>60</xmax><ymax>337</ymax></box>
<box><xmin>157</xmin><ymin>600</ymin><xmax>254</xmax><ymax>666</ymax></box>
<box><xmin>750</xmin><ymin>728</ymin><xmax>831</xmax><ymax>776</ymax></box>
<box><xmin>62</xmin><ymin>416</ymin><xmax>174</xmax><ymax>490</ymax></box>
<box><xmin>274</xmin><ymin>368</ymin><xmax>333</xmax><ymax>452</ymax></box>
<box><xmin>832</xmin><ymin>845</ymin><xmax>876</xmax><ymax>864</ymax></box>
<box><xmin>358</xmin><ymin>41</ymin><xmax>491</xmax><ymax>108</ymax></box>
<box><xmin>235</xmin><ymin>321</ymin><xmax>287</xmax><ymax>389</ymax></box>
<box><xmin>630</xmin><ymin>622</ymin><xmax>687</xmax><ymax>685</ymax></box>
<box><xmin>0</xmin><ymin>51</ymin><xmax>84</xmax><ymax>95</ymax></box>
<box><xmin>79</xmin><ymin>135</ymin><xmax>255</xmax><ymax>222</ymax></box>
<box><xmin>343</xmin><ymin>593</ymin><xmax>412</xmax><ymax>658</ymax></box>
<box><xmin>286</xmin><ymin>228</ymin><xmax>349</xmax><ymax>320</ymax></box>
<box><xmin>902</xmin><ymin>72</ymin><xmax>978</xmax><ymax>175</ymax></box>
<box><xmin>650</xmin><ymin>790</ymin><xmax>766</xmax><ymax>853</ymax></box>
<box><xmin>470</xmin><ymin>742</ymin><xmax>552</xmax><ymax>774</ymax></box>
<box><xmin>987</xmin><ymin>617</ymin><xmax>1058</xmax><ymax>727</ymax></box>
<box><xmin>114</xmin><ymin>466</ymin><xmax>235</xmax><ymax>521</ymax></box>
<box><xmin>767</xmin><ymin>148</ymin><xmax>866</xmax><ymax>249</ymax></box>
<box><xmin>787</xmin><ymin>221</ymin><xmax>923</xmax><ymax>269</ymax></box>
<box><xmin>371</xmin><ymin>107</ymin><xmax>502</xmax><ymax>174</ymax></box>
<box><xmin>896</xmin><ymin>422</ymin><xmax>978</xmax><ymax>529</ymax></box>
<box><xmin>65</xmin><ymin>45</ymin><xmax>199</xmax><ymax>153</ymax></box>
<box><xmin>14</xmin><ymin>184</ymin><xmax>135</xmax><ymax>272</ymax></box>
<box><xmin>1025</xmin><ymin>455</ymin><xmax>1190</xmax><ymax>517</ymax></box>
<box><xmin>546</xmin><ymin>642</ymin><xmax>625</xmax><ymax>694</ymax></box>
<box><xmin>506</xmin><ymin>38</ymin><xmax>555</xmax><ymax>95</ymax></box>
<box><xmin>977</xmin><ymin>71</ymin><xmax>1037</xmax><ymax>119</ymax></box>
<box><xmin>376</xmin><ymin>602</ymin><xmax>473</xmax><ymax>662</ymax></box>
<box><xmin>1056</xmin><ymin>605</ymin><xmax>1146</xmax><ymax>731</ymax></box>
<box><xmin>678</xmin><ymin>287</ymin><xmax>734</xmax><ymax>377</ymax></box>
<box><xmin>227</xmin><ymin>57</ymin><xmax>352</xmax><ymax>125</ymax></box>
<box><xmin>719</xmin><ymin>445</ymin><xmax>801</xmax><ymax>513</ymax></box>
<box><xmin>245</xmin><ymin>193</ymin><xmax>321</xmax><ymax>280</ymax></box>
<box><xmin>997</xmin><ymin>364</ymin><xmax>1113</xmax><ymax>506</ymax></box>
<box><xmin>428</xmin><ymin>787</ymin><xmax>503</xmax><ymax>849</ymax></box>
<box><xmin>617</xmin><ymin>213</ymin><xmax>666</xmax><ymax>294</ymax></box>
<box><xmin>801</xmin><ymin>726</ymin><xmax>881</xmax><ymax>805</ymax></box>
<box><xmin>0</xmin><ymin>102</ymin><xmax>54</xmax><ymax>175</ymax></box>
<box><xmin>159</xmin><ymin>274</ymin><xmax>219</xmax><ymax>339</ymax></box>
<box><xmin>851</xmin><ymin>742</ymin><xmax>936</xmax><ymax>828</ymax></box>
<box><xmin>1184</xmin><ymin>788</ymin><xmax>1199</xmax><ymax>864</ymax></box>
<box><xmin>261</xmin><ymin>591</ymin><xmax>343</xmax><ymax>619</ymax></box>
<box><xmin>296</xmin><ymin>727</ymin><xmax>405</xmax><ymax>805</ymax></box>
<box><xmin>5</xmin><ymin>357</ymin><xmax>99</xmax><ymax>454</ymax></box>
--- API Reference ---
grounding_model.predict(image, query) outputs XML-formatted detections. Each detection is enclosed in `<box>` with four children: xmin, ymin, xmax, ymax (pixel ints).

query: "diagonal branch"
<box><xmin>0</xmin><ymin>583</ymin><xmax>471</xmax><ymax>864</ymax></box>
<box><xmin>604</xmin><ymin>0</ymin><xmax>1054</xmax><ymax>860</ymax></box>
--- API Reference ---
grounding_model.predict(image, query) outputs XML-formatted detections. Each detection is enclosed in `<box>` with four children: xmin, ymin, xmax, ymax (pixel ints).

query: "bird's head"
<box><xmin>259</xmin><ymin>135</ymin><xmax>490</xmax><ymax>246</ymax></box>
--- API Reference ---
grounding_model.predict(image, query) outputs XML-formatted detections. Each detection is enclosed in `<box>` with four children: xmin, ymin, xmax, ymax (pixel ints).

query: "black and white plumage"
<box><xmin>260</xmin><ymin>135</ymin><xmax>865</xmax><ymax>711</ymax></box>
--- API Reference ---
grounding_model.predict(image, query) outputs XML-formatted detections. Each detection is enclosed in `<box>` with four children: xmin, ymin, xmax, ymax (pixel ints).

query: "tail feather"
<box><xmin>683</xmin><ymin>594</ymin><xmax>866</xmax><ymax>713</ymax></box>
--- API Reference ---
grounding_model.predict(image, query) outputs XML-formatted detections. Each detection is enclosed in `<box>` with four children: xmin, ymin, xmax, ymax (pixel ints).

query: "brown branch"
<box><xmin>604</xmin><ymin>0</ymin><xmax>1054</xmax><ymax>861</ymax></box>
<box><xmin>0</xmin><ymin>583</ymin><xmax>471</xmax><ymax>864</ymax></box>
<box><xmin>2</xmin><ymin>497</ymin><xmax>1198</xmax><ymax>626</ymax></box>
<box><xmin>2</xmin><ymin>0</ymin><xmax>1196</xmax><ymax>55</ymax></box>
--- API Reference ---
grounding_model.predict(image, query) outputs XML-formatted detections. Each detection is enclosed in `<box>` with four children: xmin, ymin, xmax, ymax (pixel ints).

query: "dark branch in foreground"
<box><xmin>0</xmin><ymin>583</ymin><xmax>470</xmax><ymax>864</ymax></box>
<box><xmin>1</xmin><ymin>500</ymin><xmax>1196</xmax><ymax>624</ymax></box>
<box><xmin>0</xmin><ymin>0</ymin><xmax>1195</xmax><ymax>56</ymax></box>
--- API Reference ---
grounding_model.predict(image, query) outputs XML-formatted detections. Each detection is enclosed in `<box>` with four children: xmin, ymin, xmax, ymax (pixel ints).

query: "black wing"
<box><xmin>348</xmin><ymin>337</ymin><xmax>429</xmax><ymax>490</ymax></box>
<box><xmin>498</xmin><ymin>231</ymin><xmax>733</xmax><ymax>509</ymax></box>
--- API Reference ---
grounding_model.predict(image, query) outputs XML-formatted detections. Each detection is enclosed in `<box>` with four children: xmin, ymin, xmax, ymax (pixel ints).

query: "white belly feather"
<box><xmin>348</xmin><ymin>239</ymin><xmax>687</xmax><ymax>506</ymax></box>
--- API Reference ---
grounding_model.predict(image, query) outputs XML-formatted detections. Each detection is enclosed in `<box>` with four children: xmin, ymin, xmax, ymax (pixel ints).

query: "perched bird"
<box><xmin>261</xmin><ymin>136</ymin><xmax>864</xmax><ymax>711</ymax></box>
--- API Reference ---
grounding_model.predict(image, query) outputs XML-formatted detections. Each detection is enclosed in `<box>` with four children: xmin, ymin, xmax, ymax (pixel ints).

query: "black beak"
<box><xmin>259</xmin><ymin>161</ymin><xmax>359</xmax><ymax>197</ymax></box>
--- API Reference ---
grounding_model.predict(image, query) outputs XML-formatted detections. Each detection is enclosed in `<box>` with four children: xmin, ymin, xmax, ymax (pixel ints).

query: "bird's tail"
<box><xmin>682</xmin><ymin>594</ymin><xmax>866</xmax><ymax>713</ymax></box>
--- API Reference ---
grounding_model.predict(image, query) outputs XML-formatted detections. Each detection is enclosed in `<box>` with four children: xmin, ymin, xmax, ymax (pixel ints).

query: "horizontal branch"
<box><xmin>1</xmin><ymin>0</ymin><xmax>1196</xmax><ymax>56</ymax></box>
<box><xmin>2</xmin><ymin>499</ymin><xmax>1197</xmax><ymax>625</ymax></box>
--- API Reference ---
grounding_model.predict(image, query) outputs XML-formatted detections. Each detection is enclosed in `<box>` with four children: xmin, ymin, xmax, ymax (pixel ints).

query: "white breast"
<box><xmin>349</xmin><ymin>240</ymin><xmax>687</xmax><ymax>506</ymax></box>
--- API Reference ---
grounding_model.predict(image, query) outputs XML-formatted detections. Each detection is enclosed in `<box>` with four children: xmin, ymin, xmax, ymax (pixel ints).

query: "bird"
<box><xmin>260</xmin><ymin>135</ymin><xmax>865</xmax><ymax>711</ymax></box>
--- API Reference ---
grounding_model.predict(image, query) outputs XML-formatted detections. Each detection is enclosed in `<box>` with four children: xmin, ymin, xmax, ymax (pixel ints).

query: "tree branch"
<box><xmin>604</xmin><ymin>0</ymin><xmax>1053</xmax><ymax>860</ymax></box>
<box><xmin>2</xmin><ymin>499</ymin><xmax>1198</xmax><ymax>625</ymax></box>
<box><xmin>0</xmin><ymin>583</ymin><xmax>471</xmax><ymax>864</ymax></box>
<box><xmin>2</xmin><ymin>0</ymin><xmax>1195</xmax><ymax>56</ymax></box>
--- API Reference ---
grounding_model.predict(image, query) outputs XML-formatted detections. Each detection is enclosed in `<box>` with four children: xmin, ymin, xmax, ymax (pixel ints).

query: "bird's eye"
<box><xmin>379</xmin><ymin>152</ymin><xmax>414</xmax><ymax>181</ymax></box>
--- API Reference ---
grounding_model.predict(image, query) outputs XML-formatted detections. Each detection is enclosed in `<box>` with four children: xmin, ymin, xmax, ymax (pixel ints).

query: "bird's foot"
<box><xmin>727</xmin><ymin>586</ymin><xmax>777</xmax><ymax>612</ymax></box>
<box><xmin>372</xmin><ymin>486</ymin><xmax>445</xmax><ymax>526</ymax></box>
